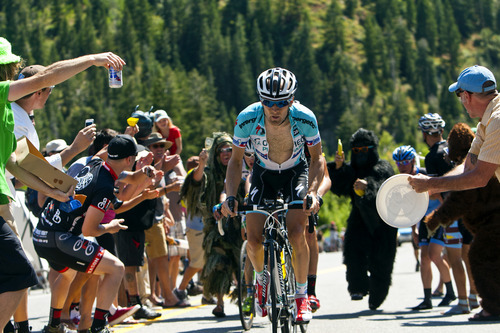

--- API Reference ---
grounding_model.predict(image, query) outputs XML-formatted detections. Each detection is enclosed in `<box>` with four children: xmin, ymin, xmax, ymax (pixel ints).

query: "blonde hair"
<box><xmin>0</xmin><ymin>60</ymin><xmax>23</xmax><ymax>81</ymax></box>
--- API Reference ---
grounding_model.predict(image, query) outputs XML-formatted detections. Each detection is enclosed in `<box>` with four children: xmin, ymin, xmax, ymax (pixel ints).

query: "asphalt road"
<box><xmin>26</xmin><ymin>242</ymin><xmax>500</xmax><ymax>333</ymax></box>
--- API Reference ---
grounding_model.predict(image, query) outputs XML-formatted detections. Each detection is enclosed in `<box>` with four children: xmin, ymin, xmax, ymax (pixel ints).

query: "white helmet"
<box><xmin>256</xmin><ymin>67</ymin><xmax>298</xmax><ymax>101</ymax></box>
<box><xmin>418</xmin><ymin>113</ymin><xmax>445</xmax><ymax>134</ymax></box>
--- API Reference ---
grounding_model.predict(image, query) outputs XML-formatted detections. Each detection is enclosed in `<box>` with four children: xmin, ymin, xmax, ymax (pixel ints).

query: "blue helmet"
<box><xmin>392</xmin><ymin>145</ymin><xmax>416</xmax><ymax>161</ymax></box>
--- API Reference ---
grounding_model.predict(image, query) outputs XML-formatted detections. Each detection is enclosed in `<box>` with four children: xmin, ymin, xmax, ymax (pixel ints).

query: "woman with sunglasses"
<box><xmin>327</xmin><ymin>128</ymin><xmax>397</xmax><ymax>311</ymax></box>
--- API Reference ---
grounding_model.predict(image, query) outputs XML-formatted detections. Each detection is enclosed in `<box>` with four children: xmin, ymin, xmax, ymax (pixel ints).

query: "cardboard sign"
<box><xmin>15</xmin><ymin>136</ymin><xmax>77</xmax><ymax>192</ymax></box>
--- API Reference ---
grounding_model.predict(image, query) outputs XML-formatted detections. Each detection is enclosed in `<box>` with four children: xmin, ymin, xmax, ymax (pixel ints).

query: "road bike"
<box><xmin>220</xmin><ymin>197</ymin><xmax>314</xmax><ymax>332</ymax></box>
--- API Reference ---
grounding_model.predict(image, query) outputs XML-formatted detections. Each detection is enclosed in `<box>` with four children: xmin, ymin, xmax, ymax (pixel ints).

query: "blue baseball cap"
<box><xmin>449</xmin><ymin>65</ymin><xmax>497</xmax><ymax>93</ymax></box>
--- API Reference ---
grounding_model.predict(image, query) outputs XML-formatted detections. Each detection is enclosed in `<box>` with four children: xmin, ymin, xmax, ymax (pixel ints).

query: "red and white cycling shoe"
<box><xmin>308</xmin><ymin>294</ymin><xmax>321</xmax><ymax>313</ymax></box>
<box><xmin>254</xmin><ymin>272</ymin><xmax>269</xmax><ymax>317</ymax></box>
<box><xmin>295</xmin><ymin>297</ymin><xmax>313</xmax><ymax>323</ymax></box>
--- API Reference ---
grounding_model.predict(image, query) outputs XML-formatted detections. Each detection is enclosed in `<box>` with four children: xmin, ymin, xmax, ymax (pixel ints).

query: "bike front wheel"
<box><xmin>238</xmin><ymin>240</ymin><xmax>255</xmax><ymax>330</ymax></box>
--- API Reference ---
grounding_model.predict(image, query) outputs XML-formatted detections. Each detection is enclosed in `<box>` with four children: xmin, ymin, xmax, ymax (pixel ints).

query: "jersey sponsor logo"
<box><xmin>293</xmin><ymin>127</ymin><xmax>299</xmax><ymax>136</ymax></box>
<box><xmin>250</xmin><ymin>187</ymin><xmax>259</xmax><ymax>202</ymax></box>
<box><xmin>97</xmin><ymin>198</ymin><xmax>111</xmax><ymax>211</ymax></box>
<box><xmin>295</xmin><ymin>184</ymin><xmax>305</xmax><ymax>198</ymax></box>
<box><xmin>255</xmin><ymin>124</ymin><xmax>265</xmax><ymax>135</ymax></box>
<box><xmin>294</xmin><ymin>137</ymin><xmax>305</xmax><ymax>147</ymax></box>
<box><xmin>292</xmin><ymin>117</ymin><xmax>316</xmax><ymax>129</ymax></box>
<box><xmin>58</xmin><ymin>233</ymin><xmax>71</xmax><ymax>241</ymax></box>
<box><xmin>73</xmin><ymin>238</ymin><xmax>96</xmax><ymax>256</ymax></box>
<box><xmin>238</xmin><ymin>117</ymin><xmax>257</xmax><ymax>129</ymax></box>
<box><xmin>52</xmin><ymin>209</ymin><xmax>62</xmax><ymax>224</ymax></box>
<box><xmin>76</xmin><ymin>166</ymin><xmax>93</xmax><ymax>191</ymax></box>
<box><xmin>86</xmin><ymin>247</ymin><xmax>105</xmax><ymax>274</ymax></box>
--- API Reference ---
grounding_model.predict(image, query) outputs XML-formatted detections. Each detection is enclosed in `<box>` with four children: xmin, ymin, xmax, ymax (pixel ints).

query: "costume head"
<box><xmin>447</xmin><ymin>123</ymin><xmax>475</xmax><ymax>164</ymax></box>
<box><xmin>349</xmin><ymin>128</ymin><xmax>379</xmax><ymax>171</ymax></box>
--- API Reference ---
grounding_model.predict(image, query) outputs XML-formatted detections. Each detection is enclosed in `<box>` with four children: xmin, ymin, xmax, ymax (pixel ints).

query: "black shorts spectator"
<box><xmin>0</xmin><ymin>217</ymin><xmax>38</xmax><ymax>293</ymax></box>
<box><xmin>33</xmin><ymin>229</ymin><xmax>105</xmax><ymax>273</ymax></box>
<box><xmin>114</xmin><ymin>230</ymin><xmax>145</xmax><ymax>267</ymax></box>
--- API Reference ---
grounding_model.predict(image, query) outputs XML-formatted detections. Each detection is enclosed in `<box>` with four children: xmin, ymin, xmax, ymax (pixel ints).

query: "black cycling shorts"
<box><xmin>247</xmin><ymin>160</ymin><xmax>308</xmax><ymax>205</ymax></box>
<box><xmin>33</xmin><ymin>228</ymin><xmax>105</xmax><ymax>273</ymax></box>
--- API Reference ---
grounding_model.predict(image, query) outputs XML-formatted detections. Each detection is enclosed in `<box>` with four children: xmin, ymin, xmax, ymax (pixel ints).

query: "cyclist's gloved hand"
<box><xmin>221</xmin><ymin>195</ymin><xmax>238</xmax><ymax>217</ymax></box>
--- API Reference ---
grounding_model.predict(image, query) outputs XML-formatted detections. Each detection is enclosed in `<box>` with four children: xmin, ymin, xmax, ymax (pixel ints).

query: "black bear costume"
<box><xmin>327</xmin><ymin>128</ymin><xmax>397</xmax><ymax>310</ymax></box>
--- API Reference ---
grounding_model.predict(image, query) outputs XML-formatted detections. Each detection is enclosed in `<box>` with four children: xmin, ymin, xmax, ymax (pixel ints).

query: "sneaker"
<box><xmin>201</xmin><ymin>296</ymin><xmax>217</xmax><ymax>305</ymax></box>
<box><xmin>254</xmin><ymin>272</ymin><xmax>269</xmax><ymax>317</ymax></box>
<box><xmin>187</xmin><ymin>283</ymin><xmax>203</xmax><ymax>296</ymax></box>
<box><xmin>438</xmin><ymin>294</ymin><xmax>457</xmax><ymax>307</ymax></box>
<box><xmin>41</xmin><ymin>324</ymin><xmax>70</xmax><ymax>333</ymax></box>
<box><xmin>295</xmin><ymin>297</ymin><xmax>312</xmax><ymax>323</ymax></box>
<box><xmin>242</xmin><ymin>296</ymin><xmax>253</xmax><ymax>315</ymax></box>
<box><xmin>173</xmin><ymin>288</ymin><xmax>188</xmax><ymax>301</ymax></box>
<box><xmin>411</xmin><ymin>300</ymin><xmax>433</xmax><ymax>310</ymax></box>
<box><xmin>308</xmin><ymin>295</ymin><xmax>321</xmax><ymax>313</ymax></box>
<box><xmin>108</xmin><ymin>305</ymin><xmax>141</xmax><ymax>326</ymax></box>
<box><xmin>133</xmin><ymin>305</ymin><xmax>161</xmax><ymax>320</ymax></box>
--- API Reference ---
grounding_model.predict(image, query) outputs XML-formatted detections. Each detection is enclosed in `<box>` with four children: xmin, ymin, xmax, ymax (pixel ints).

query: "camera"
<box><xmin>85</xmin><ymin>118</ymin><xmax>94</xmax><ymax>127</ymax></box>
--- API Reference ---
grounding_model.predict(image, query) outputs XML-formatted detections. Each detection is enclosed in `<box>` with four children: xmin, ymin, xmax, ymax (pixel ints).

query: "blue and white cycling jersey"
<box><xmin>233</xmin><ymin>101</ymin><xmax>321</xmax><ymax>171</ymax></box>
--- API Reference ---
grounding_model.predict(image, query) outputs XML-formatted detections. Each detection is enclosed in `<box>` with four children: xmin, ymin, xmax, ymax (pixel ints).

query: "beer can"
<box><xmin>109</xmin><ymin>66</ymin><xmax>123</xmax><ymax>88</ymax></box>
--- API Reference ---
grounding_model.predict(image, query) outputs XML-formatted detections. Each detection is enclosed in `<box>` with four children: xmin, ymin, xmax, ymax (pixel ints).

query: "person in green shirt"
<box><xmin>0</xmin><ymin>36</ymin><xmax>125</xmax><ymax>332</ymax></box>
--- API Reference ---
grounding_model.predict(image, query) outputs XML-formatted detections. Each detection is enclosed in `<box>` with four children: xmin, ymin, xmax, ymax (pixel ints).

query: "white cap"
<box><xmin>46</xmin><ymin>139</ymin><xmax>68</xmax><ymax>154</ymax></box>
<box><xmin>154</xmin><ymin>110</ymin><xmax>169</xmax><ymax>122</ymax></box>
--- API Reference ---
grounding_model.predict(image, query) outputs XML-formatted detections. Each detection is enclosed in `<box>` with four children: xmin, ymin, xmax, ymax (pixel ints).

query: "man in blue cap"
<box><xmin>409</xmin><ymin>65</ymin><xmax>500</xmax><ymax>321</ymax></box>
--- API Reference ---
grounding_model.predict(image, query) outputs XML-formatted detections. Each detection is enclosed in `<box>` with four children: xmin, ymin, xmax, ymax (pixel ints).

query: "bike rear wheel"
<box><xmin>238</xmin><ymin>240</ymin><xmax>255</xmax><ymax>330</ymax></box>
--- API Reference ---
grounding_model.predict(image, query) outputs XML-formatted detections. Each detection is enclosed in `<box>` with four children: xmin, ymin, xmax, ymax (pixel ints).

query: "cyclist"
<box><xmin>411</xmin><ymin>113</ymin><xmax>456</xmax><ymax>310</ymax></box>
<box><xmin>222</xmin><ymin>67</ymin><xmax>324</xmax><ymax>323</ymax></box>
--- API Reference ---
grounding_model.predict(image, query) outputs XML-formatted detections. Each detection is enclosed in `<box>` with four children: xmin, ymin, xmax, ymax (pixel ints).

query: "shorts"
<box><xmin>458</xmin><ymin>219</ymin><xmax>473</xmax><ymax>245</ymax></box>
<box><xmin>33</xmin><ymin>228</ymin><xmax>105</xmax><ymax>274</ymax></box>
<box><xmin>0</xmin><ymin>215</ymin><xmax>38</xmax><ymax>293</ymax></box>
<box><xmin>185</xmin><ymin>228</ymin><xmax>205</xmax><ymax>269</ymax></box>
<box><xmin>96</xmin><ymin>232</ymin><xmax>116</xmax><ymax>256</ymax></box>
<box><xmin>418</xmin><ymin>221</ymin><xmax>445</xmax><ymax>247</ymax></box>
<box><xmin>247</xmin><ymin>160</ymin><xmax>308</xmax><ymax>205</ymax></box>
<box><xmin>145</xmin><ymin>222</ymin><xmax>168</xmax><ymax>259</ymax></box>
<box><xmin>168</xmin><ymin>220</ymin><xmax>187</xmax><ymax>257</ymax></box>
<box><xmin>114</xmin><ymin>230</ymin><xmax>145</xmax><ymax>267</ymax></box>
<box><xmin>443</xmin><ymin>221</ymin><xmax>463</xmax><ymax>248</ymax></box>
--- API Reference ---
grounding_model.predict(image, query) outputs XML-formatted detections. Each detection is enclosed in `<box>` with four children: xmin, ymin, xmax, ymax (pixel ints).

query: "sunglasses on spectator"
<box><xmin>396</xmin><ymin>160</ymin><xmax>412</xmax><ymax>166</ymax></box>
<box><xmin>219</xmin><ymin>147</ymin><xmax>232</xmax><ymax>153</ymax></box>
<box><xmin>352</xmin><ymin>146</ymin><xmax>374</xmax><ymax>154</ymax></box>
<box><xmin>455</xmin><ymin>89</ymin><xmax>472</xmax><ymax>98</ymax></box>
<box><xmin>260</xmin><ymin>97</ymin><xmax>293</xmax><ymax>108</ymax></box>
<box><xmin>151</xmin><ymin>144</ymin><xmax>165</xmax><ymax>149</ymax></box>
<box><xmin>244</xmin><ymin>152</ymin><xmax>255</xmax><ymax>157</ymax></box>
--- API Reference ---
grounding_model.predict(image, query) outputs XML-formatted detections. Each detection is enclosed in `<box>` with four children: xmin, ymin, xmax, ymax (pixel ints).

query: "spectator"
<box><xmin>0</xmin><ymin>37</ymin><xmax>124</xmax><ymax>332</ymax></box>
<box><xmin>46</xmin><ymin>139</ymin><xmax>68</xmax><ymax>156</ymax></box>
<box><xmin>328</xmin><ymin>128</ymin><xmax>396</xmax><ymax>310</ymax></box>
<box><xmin>411</xmin><ymin>114</ymin><xmax>455</xmax><ymax>311</ymax></box>
<box><xmin>153</xmin><ymin>110</ymin><xmax>182</xmax><ymax>155</ymax></box>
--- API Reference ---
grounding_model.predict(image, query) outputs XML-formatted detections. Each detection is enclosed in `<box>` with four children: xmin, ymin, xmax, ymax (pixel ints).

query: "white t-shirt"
<box><xmin>12</xmin><ymin>102</ymin><xmax>63</xmax><ymax>170</ymax></box>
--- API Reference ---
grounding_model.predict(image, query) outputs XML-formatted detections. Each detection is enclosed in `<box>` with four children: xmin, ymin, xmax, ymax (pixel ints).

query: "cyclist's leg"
<box><xmin>286</xmin><ymin>210</ymin><xmax>309</xmax><ymax>285</ymax></box>
<box><xmin>245</xmin><ymin>213</ymin><xmax>266</xmax><ymax>273</ymax></box>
